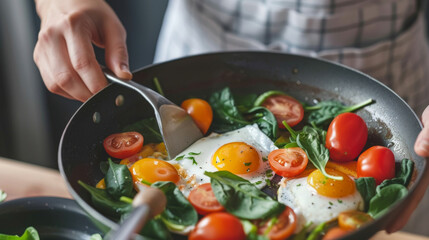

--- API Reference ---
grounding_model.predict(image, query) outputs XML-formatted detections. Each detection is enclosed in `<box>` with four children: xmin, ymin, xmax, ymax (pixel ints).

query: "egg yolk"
<box><xmin>307</xmin><ymin>168</ymin><xmax>355</xmax><ymax>198</ymax></box>
<box><xmin>130</xmin><ymin>158</ymin><xmax>180</xmax><ymax>185</ymax></box>
<box><xmin>212</xmin><ymin>142</ymin><xmax>260</xmax><ymax>174</ymax></box>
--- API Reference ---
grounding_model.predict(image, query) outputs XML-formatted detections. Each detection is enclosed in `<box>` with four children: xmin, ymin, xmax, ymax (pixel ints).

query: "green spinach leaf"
<box><xmin>305</xmin><ymin>99</ymin><xmax>373</xmax><ymax>127</ymax></box>
<box><xmin>0</xmin><ymin>189</ymin><xmax>6</xmax><ymax>202</ymax></box>
<box><xmin>368</xmin><ymin>184</ymin><xmax>408</xmax><ymax>218</ymax></box>
<box><xmin>205</xmin><ymin>171</ymin><xmax>285</xmax><ymax>220</ymax></box>
<box><xmin>105</xmin><ymin>158</ymin><xmax>133</xmax><ymax>200</ymax></box>
<box><xmin>235</xmin><ymin>93</ymin><xmax>258</xmax><ymax>113</ymax></box>
<box><xmin>89</xmin><ymin>233</ymin><xmax>103</xmax><ymax>240</ymax></box>
<box><xmin>123</xmin><ymin>117</ymin><xmax>162</xmax><ymax>143</ymax></box>
<box><xmin>209</xmin><ymin>87</ymin><xmax>249</xmax><ymax>132</ymax></box>
<box><xmin>78</xmin><ymin>181</ymin><xmax>132</xmax><ymax>218</ymax></box>
<box><xmin>152</xmin><ymin>181</ymin><xmax>198</xmax><ymax>231</ymax></box>
<box><xmin>377</xmin><ymin>159</ymin><xmax>414</xmax><ymax>191</ymax></box>
<box><xmin>306</xmin><ymin>222</ymin><xmax>326</xmax><ymax>240</ymax></box>
<box><xmin>283</xmin><ymin>122</ymin><xmax>341</xmax><ymax>180</ymax></box>
<box><xmin>292</xmin><ymin>222</ymin><xmax>313</xmax><ymax>240</ymax></box>
<box><xmin>355</xmin><ymin>177</ymin><xmax>376</xmax><ymax>211</ymax></box>
<box><xmin>0</xmin><ymin>227</ymin><xmax>39</xmax><ymax>240</ymax></box>
<box><xmin>246</xmin><ymin>107</ymin><xmax>278</xmax><ymax>141</ymax></box>
<box><xmin>139</xmin><ymin>217</ymin><xmax>172</xmax><ymax>240</ymax></box>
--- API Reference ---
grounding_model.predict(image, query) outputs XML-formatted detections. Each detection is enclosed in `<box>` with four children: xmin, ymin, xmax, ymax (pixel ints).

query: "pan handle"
<box><xmin>105</xmin><ymin>183</ymin><xmax>167</xmax><ymax>240</ymax></box>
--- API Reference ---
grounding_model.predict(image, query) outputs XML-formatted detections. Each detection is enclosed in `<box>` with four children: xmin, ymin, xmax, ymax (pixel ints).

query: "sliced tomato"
<box><xmin>256</xmin><ymin>91</ymin><xmax>304</xmax><ymax>128</ymax></box>
<box><xmin>258</xmin><ymin>207</ymin><xmax>297</xmax><ymax>240</ymax></box>
<box><xmin>103</xmin><ymin>132</ymin><xmax>144</xmax><ymax>159</ymax></box>
<box><xmin>188</xmin><ymin>183</ymin><xmax>224</xmax><ymax>215</ymax></box>
<box><xmin>338</xmin><ymin>210</ymin><xmax>373</xmax><ymax>230</ymax></box>
<box><xmin>189</xmin><ymin>212</ymin><xmax>246</xmax><ymax>240</ymax></box>
<box><xmin>268</xmin><ymin>148</ymin><xmax>308</xmax><ymax>177</ymax></box>
<box><xmin>322</xmin><ymin>227</ymin><xmax>351</xmax><ymax>240</ymax></box>
<box><xmin>181</xmin><ymin>98</ymin><xmax>213</xmax><ymax>134</ymax></box>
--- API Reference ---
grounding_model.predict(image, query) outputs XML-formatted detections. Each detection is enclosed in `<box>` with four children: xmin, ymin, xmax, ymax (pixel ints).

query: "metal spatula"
<box><xmin>102</xmin><ymin>67</ymin><xmax>203</xmax><ymax>159</ymax></box>
<box><xmin>102</xmin><ymin>67</ymin><xmax>203</xmax><ymax>239</ymax></box>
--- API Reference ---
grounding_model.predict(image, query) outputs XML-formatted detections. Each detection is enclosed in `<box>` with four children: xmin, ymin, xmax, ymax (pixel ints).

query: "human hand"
<box><xmin>33</xmin><ymin>0</ymin><xmax>132</xmax><ymax>102</ymax></box>
<box><xmin>385</xmin><ymin>105</ymin><xmax>429</xmax><ymax>233</ymax></box>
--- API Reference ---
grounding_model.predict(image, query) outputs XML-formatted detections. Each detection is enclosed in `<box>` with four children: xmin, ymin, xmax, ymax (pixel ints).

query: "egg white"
<box><xmin>278</xmin><ymin>176</ymin><xmax>364</xmax><ymax>232</ymax></box>
<box><xmin>169</xmin><ymin>124</ymin><xmax>277</xmax><ymax>196</ymax></box>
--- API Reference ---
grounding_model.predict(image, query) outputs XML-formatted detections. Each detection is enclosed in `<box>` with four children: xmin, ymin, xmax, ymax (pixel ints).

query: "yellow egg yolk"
<box><xmin>307</xmin><ymin>168</ymin><xmax>355</xmax><ymax>198</ymax></box>
<box><xmin>212</xmin><ymin>142</ymin><xmax>260</xmax><ymax>174</ymax></box>
<box><xmin>130</xmin><ymin>158</ymin><xmax>180</xmax><ymax>185</ymax></box>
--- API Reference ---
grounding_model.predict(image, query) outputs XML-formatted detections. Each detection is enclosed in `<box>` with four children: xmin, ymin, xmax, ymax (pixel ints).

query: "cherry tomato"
<box><xmin>258</xmin><ymin>207</ymin><xmax>297</xmax><ymax>240</ymax></box>
<box><xmin>322</xmin><ymin>227</ymin><xmax>351</xmax><ymax>240</ymax></box>
<box><xmin>181</xmin><ymin>98</ymin><xmax>213</xmax><ymax>134</ymax></box>
<box><xmin>189</xmin><ymin>212</ymin><xmax>246</xmax><ymax>240</ymax></box>
<box><xmin>258</xmin><ymin>93</ymin><xmax>304</xmax><ymax>128</ymax></box>
<box><xmin>326</xmin><ymin>113</ymin><xmax>367</xmax><ymax>162</ymax></box>
<box><xmin>103</xmin><ymin>132</ymin><xmax>144</xmax><ymax>159</ymax></box>
<box><xmin>188</xmin><ymin>183</ymin><xmax>224</xmax><ymax>215</ymax></box>
<box><xmin>338</xmin><ymin>210</ymin><xmax>373</xmax><ymax>230</ymax></box>
<box><xmin>357</xmin><ymin>146</ymin><xmax>395</xmax><ymax>185</ymax></box>
<box><xmin>268</xmin><ymin>148</ymin><xmax>308</xmax><ymax>177</ymax></box>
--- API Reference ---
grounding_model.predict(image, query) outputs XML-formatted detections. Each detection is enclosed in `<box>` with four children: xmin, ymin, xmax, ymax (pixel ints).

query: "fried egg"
<box><xmin>278</xmin><ymin>168</ymin><xmax>364</xmax><ymax>232</ymax></box>
<box><xmin>169</xmin><ymin>124</ymin><xmax>277</xmax><ymax>196</ymax></box>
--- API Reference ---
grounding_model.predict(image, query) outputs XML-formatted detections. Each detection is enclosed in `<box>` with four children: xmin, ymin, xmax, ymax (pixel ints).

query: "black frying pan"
<box><xmin>58</xmin><ymin>51</ymin><xmax>429</xmax><ymax>239</ymax></box>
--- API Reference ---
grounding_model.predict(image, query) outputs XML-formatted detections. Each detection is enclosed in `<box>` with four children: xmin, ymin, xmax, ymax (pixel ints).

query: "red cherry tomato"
<box><xmin>181</xmin><ymin>98</ymin><xmax>213</xmax><ymax>134</ymax></box>
<box><xmin>268</xmin><ymin>148</ymin><xmax>308</xmax><ymax>177</ymax></box>
<box><xmin>357</xmin><ymin>146</ymin><xmax>395</xmax><ymax>185</ymax></box>
<box><xmin>258</xmin><ymin>207</ymin><xmax>297</xmax><ymax>240</ymax></box>
<box><xmin>326</xmin><ymin>113</ymin><xmax>368</xmax><ymax>162</ymax></box>
<box><xmin>103</xmin><ymin>132</ymin><xmax>144</xmax><ymax>159</ymax></box>
<box><xmin>189</xmin><ymin>212</ymin><xmax>246</xmax><ymax>240</ymax></box>
<box><xmin>188</xmin><ymin>183</ymin><xmax>224</xmax><ymax>215</ymax></box>
<box><xmin>260</xmin><ymin>94</ymin><xmax>304</xmax><ymax>128</ymax></box>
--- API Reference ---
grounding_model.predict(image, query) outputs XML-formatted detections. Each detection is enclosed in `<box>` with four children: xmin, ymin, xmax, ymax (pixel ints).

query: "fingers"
<box><xmin>103</xmin><ymin>19</ymin><xmax>132</xmax><ymax>80</ymax></box>
<box><xmin>34</xmin><ymin>29</ymin><xmax>93</xmax><ymax>102</ymax></box>
<box><xmin>64</xmin><ymin>23</ymin><xmax>108</xmax><ymax>94</ymax></box>
<box><xmin>415</xmin><ymin>106</ymin><xmax>429</xmax><ymax>157</ymax></box>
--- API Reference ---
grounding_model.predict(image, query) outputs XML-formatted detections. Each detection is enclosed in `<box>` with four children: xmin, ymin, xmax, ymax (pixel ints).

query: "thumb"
<box><xmin>415</xmin><ymin>106</ymin><xmax>429</xmax><ymax>157</ymax></box>
<box><xmin>103</xmin><ymin>20</ymin><xmax>132</xmax><ymax>80</ymax></box>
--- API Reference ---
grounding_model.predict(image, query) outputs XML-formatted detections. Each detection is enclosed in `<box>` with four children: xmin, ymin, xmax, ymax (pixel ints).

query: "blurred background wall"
<box><xmin>0</xmin><ymin>0</ymin><xmax>168</xmax><ymax>168</ymax></box>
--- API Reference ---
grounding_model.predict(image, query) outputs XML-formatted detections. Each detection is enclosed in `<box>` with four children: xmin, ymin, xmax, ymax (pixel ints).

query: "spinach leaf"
<box><xmin>89</xmin><ymin>234</ymin><xmax>103</xmax><ymax>240</ymax></box>
<box><xmin>78</xmin><ymin>181</ymin><xmax>132</xmax><ymax>218</ymax></box>
<box><xmin>355</xmin><ymin>177</ymin><xmax>376</xmax><ymax>211</ymax></box>
<box><xmin>246</xmin><ymin>107</ymin><xmax>278</xmax><ymax>141</ymax></box>
<box><xmin>235</xmin><ymin>93</ymin><xmax>258</xmax><ymax>113</ymax></box>
<box><xmin>0</xmin><ymin>227</ymin><xmax>40</xmax><ymax>240</ymax></box>
<box><xmin>283</xmin><ymin>122</ymin><xmax>341</xmax><ymax>180</ymax></box>
<box><xmin>205</xmin><ymin>171</ymin><xmax>285</xmax><ymax>220</ymax></box>
<box><xmin>305</xmin><ymin>99</ymin><xmax>373</xmax><ymax>127</ymax></box>
<box><xmin>100</xmin><ymin>161</ymin><xmax>109</xmax><ymax>175</ymax></box>
<box><xmin>292</xmin><ymin>222</ymin><xmax>313</xmax><ymax>240</ymax></box>
<box><xmin>152</xmin><ymin>181</ymin><xmax>198</xmax><ymax>231</ymax></box>
<box><xmin>241</xmin><ymin>220</ymin><xmax>269</xmax><ymax>240</ymax></box>
<box><xmin>0</xmin><ymin>189</ymin><xmax>6</xmax><ymax>202</ymax></box>
<box><xmin>209</xmin><ymin>87</ymin><xmax>249</xmax><ymax>132</ymax></box>
<box><xmin>123</xmin><ymin>117</ymin><xmax>162</xmax><ymax>143</ymax></box>
<box><xmin>377</xmin><ymin>159</ymin><xmax>414</xmax><ymax>191</ymax></box>
<box><xmin>306</xmin><ymin>222</ymin><xmax>326</xmax><ymax>240</ymax></box>
<box><xmin>105</xmin><ymin>158</ymin><xmax>133</xmax><ymax>200</ymax></box>
<box><xmin>368</xmin><ymin>184</ymin><xmax>408</xmax><ymax>218</ymax></box>
<box><xmin>140</xmin><ymin>217</ymin><xmax>172</xmax><ymax>240</ymax></box>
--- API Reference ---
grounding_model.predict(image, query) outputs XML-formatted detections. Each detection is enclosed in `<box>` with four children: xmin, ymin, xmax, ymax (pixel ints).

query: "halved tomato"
<box><xmin>268</xmin><ymin>148</ymin><xmax>308</xmax><ymax>177</ymax></box>
<box><xmin>258</xmin><ymin>207</ymin><xmax>297</xmax><ymax>240</ymax></box>
<box><xmin>188</xmin><ymin>183</ymin><xmax>224</xmax><ymax>215</ymax></box>
<box><xmin>103</xmin><ymin>132</ymin><xmax>144</xmax><ymax>159</ymax></box>
<box><xmin>255</xmin><ymin>91</ymin><xmax>304</xmax><ymax>128</ymax></box>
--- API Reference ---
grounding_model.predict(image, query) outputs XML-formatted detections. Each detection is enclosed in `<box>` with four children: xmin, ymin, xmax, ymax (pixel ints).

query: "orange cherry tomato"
<box><xmin>326</xmin><ymin>113</ymin><xmax>367</xmax><ymax>162</ymax></box>
<box><xmin>188</xmin><ymin>183</ymin><xmax>224</xmax><ymax>215</ymax></box>
<box><xmin>103</xmin><ymin>132</ymin><xmax>144</xmax><ymax>159</ymax></box>
<box><xmin>357</xmin><ymin>146</ymin><xmax>395</xmax><ymax>185</ymax></box>
<box><xmin>258</xmin><ymin>207</ymin><xmax>297</xmax><ymax>240</ymax></box>
<box><xmin>323</xmin><ymin>227</ymin><xmax>351</xmax><ymax>240</ymax></box>
<box><xmin>181</xmin><ymin>98</ymin><xmax>213</xmax><ymax>134</ymax></box>
<box><xmin>268</xmin><ymin>148</ymin><xmax>308</xmax><ymax>177</ymax></box>
<box><xmin>189</xmin><ymin>212</ymin><xmax>246</xmax><ymax>240</ymax></box>
<box><xmin>338</xmin><ymin>210</ymin><xmax>373</xmax><ymax>230</ymax></box>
